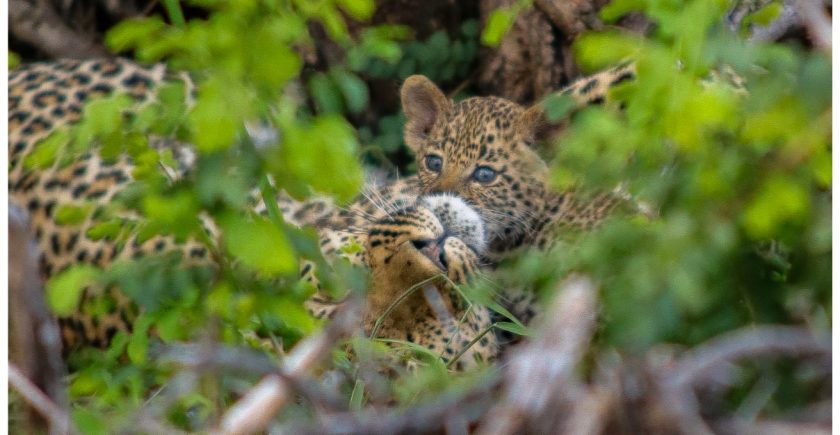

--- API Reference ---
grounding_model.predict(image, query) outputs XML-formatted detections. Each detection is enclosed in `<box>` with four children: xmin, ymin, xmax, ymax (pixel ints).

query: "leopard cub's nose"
<box><xmin>411</xmin><ymin>238</ymin><xmax>447</xmax><ymax>271</ymax></box>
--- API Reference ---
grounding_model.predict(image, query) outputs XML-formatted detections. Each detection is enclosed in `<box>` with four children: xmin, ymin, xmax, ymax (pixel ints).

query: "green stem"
<box><xmin>445</xmin><ymin>322</ymin><xmax>498</xmax><ymax>369</ymax></box>
<box><xmin>162</xmin><ymin>0</ymin><xmax>186</xmax><ymax>27</ymax></box>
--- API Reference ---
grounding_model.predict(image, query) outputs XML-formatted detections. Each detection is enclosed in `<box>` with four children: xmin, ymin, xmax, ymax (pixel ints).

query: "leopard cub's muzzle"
<box><xmin>417</xmin><ymin>193</ymin><xmax>487</xmax><ymax>259</ymax></box>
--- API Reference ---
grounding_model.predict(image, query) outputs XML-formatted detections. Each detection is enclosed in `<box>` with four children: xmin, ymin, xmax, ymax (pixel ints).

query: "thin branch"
<box><xmin>278</xmin><ymin>375</ymin><xmax>501</xmax><ymax>435</ymax></box>
<box><xmin>668</xmin><ymin>326</ymin><xmax>830</xmax><ymax>388</ymax></box>
<box><xmin>214</xmin><ymin>295</ymin><xmax>363</xmax><ymax>434</ymax></box>
<box><xmin>656</xmin><ymin>326</ymin><xmax>830</xmax><ymax>435</ymax></box>
<box><xmin>8</xmin><ymin>364</ymin><xmax>71</xmax><ymax>435</ymax></box>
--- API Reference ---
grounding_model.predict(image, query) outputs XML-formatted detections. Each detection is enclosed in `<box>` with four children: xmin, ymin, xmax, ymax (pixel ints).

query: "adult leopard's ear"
<box><xmin>401</xmin><ymin>75</ymin><xmax>451</xmax><ymax>153</ymax></box>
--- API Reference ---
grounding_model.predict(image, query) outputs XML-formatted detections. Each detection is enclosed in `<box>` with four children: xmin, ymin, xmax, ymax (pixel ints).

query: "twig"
<box><xmin>278</xmin><ymin>375</ymin><xmax>501</xmax><ymax>435</ymax></box>
<box><xmin>8</xmin><ymin>364</ymin><xmax>71</xmax><ymax>435</ymax></box>
<box><xmin>157</xmin><ymin>342</ymin><xmax>280</xmax><ymax>375</ymax></box>
<box><xmin>657</xmin><ymin>326</ymin><xmax>830</xmax><ymax>435</ymax></box>
<box><xmin>667</xmin><ymin>326</ymin><xmax>830</xmax><ymax>388</ymax></box>
<box><xmin>214</xmin><ymin>295</ymin><xmax>363</xmax><ymax>434</ymax></box>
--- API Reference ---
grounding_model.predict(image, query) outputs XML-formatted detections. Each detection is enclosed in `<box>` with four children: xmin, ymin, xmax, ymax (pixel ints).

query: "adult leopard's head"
<box><xmin>400</xmin><ymin>76</ymin><xmax>562</xmax><ymax>257</ymax></box>
<box><xmin>362</xmin><ymin>194</ymin><xmax>486</xmax><ymax>330</ymax></box>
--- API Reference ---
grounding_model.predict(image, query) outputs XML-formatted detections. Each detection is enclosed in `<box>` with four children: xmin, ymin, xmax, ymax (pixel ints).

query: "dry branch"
<box><xmin>278</xmin><ymin>376</ymin><xmax>500</xmax><ymax>435</ymax></box>
<box><xmin>654</xmin><ymin>325</ymin><xmax>831</xmax><ymax>435</ymax></box>
<box><xmin>667</xmin><ymin>326</ymin><xmax>830</xmax><ymax>389</ymax></box>
<box><xmin>8</xmin><ymin>364</ymin><xmax>71</xmax><ymax>435</ymax></box>
<box><xmin>9</xmin><ymin>203</ymin><xmax>69</xmax><ymax>435</ymax></box>
<box><xmin>214</xmin><ymin>297</ymin><xmax>363</xmax><ymax>434</ymax></box>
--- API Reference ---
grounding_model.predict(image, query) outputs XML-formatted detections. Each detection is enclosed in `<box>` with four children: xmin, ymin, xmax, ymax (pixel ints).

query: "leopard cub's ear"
<box><xmin>401</xmin><ymin>75</ymin><xmax>451</xmax><ymax>153</ymax></box>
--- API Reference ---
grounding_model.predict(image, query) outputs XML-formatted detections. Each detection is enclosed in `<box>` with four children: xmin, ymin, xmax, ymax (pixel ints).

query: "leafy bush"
<box><xmin>17</xmin><ymin>0</ymin><xmax>830</xmax><ymax>431</ymax></box>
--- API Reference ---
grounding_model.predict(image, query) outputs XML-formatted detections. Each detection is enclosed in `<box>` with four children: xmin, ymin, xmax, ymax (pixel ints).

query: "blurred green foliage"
<box><xmin>489</xmin><ymin>0</ymin><xmax>829</xmax><ymax>414</ymax></box>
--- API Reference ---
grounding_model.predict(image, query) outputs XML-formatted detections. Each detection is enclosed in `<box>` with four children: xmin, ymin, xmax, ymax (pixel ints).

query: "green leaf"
<box><xmin>9</xmin><ymin>52</ymin><xmax>20</xmax><ymax>69</ymax></box>
<box><xmin>86</xmin><ymin>219</ymin><xmax>126</xmax><ymax>241</ymax></box>
<box><xmin>142</xmin><ymin>190</ymin><xmax>200</xmax><ymax>238</ymax></box>
<box><xmin>106</xmin><ymin>17</ymin><xmax>166</xmax><ymax>53</ymax></box>
<box><xmin>349</xmin><ymin>380</ymin><xmax>365</xmax><ymax>410</ymax></box>
<box><xmin>73</xmin><ymin>408</ymin><xmax>107</xmax><ymax>435</ymax></box>
<box><xmin>24</xmin><ymin>128</ymin><xmax>69</xmax><ymax>169</ymax></box>
<box><xmin>574</xmin><ymin>32</ymin><xmax>640</xmax><ymax>70</ymax></box>
<box><xmin>248</xmin><ymin>28</ymin><xmax>302</xmax><ymax>91</ymax></box>
<box><xmin>309</xmin><ymin>73</ymin><xmax>344</xmax><ymax>114</ymax></box>
<box><xmin>127</xmin><ymin>313</ymin><xmax>154</xmax><ymax>365</ymax></box>
<box><xmin>269</xmin><ymin>296</ymin><xmax>317</xmax><ymax>334</ymax></box>
<box><xmin>221</xmin><ymin>213</ymin><xmax>297</xmax><ymax>275</ymax></box>
<box><xmin>46</xmin><ymin>265</ymin><xmax>100</xmax><ymax>316</ymax></box>
<box><xmin>76</xmin><ymin>94</ymin><xmax>134</xmax><ymax>142</ymax></box>
<box><xmin>157</xmin><ymin>308</ymin><xmax>189</xmax><ymax>342</ymax></box>
<box><xmin>743</xmin><ymin>176</ymin><xmax>810</xmax><ymax>239</ymax></box>
<box><xmin>599</xmin><ymin>0</ymin><xmax>646</xmax><ymax>23</ymax></box>
<box><xmin>541</xmin><ymin>93</ymin><xmax>576</xmax><ymax>122</ymax></box>
<box><xmin>743</xmin><ymin>2</ymin><xmax>782</xmax><ymax>27</ymax></box>
<box><xmin>55</xmin><ymin>204</ymin><xmax>92</xmax><ymax>226</ymax></box>
<box><xmin>105</xmin><ymin>331</ymin><xmax>130</xmax><ymax>360</ymax></box>
<box><xmin>331</xmin><ymin>70</ymin><xmax>369</xmax><ymax>113</ymax></box>
<box><xmin>495</xmin><ymin>321</ymin><xmax>532</xmax><ymax>337</ymax></box>
<box><xmin>273</xmin><ymin>115</ymin><xmax>363</xmax><ymax>203</ymax></box>
<box><xmin>337</xmin><ymin>0</ymin><xmax>375</xmax><ymax>20</ymax></box>
<box><xmin>481</xmin><ymin>8</ymin><xmax>516</xmax><ymax>47</ymax></box>
<box><xmin>188</xmin><ymin>78</ymin><xmax>244</xmax><ymax>152</ymax></box>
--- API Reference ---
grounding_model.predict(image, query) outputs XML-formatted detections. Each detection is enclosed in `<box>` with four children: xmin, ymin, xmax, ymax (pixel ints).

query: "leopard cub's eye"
<box><xmin>425</xmin><ymin>155</ymin><xmax>443</xmax><ymax>173</ymax></box>
<box><xmin>472</xmin><ymin>166</ymin><xmax>497</xmax><ymax>184</ymax></box>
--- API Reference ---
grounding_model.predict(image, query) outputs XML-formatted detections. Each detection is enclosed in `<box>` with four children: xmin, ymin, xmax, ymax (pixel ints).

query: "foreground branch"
<box><xmin>214</xmin><ymin>297</ymin><xmax>363</xmax><ymax>434</ymax></box>
<box><xmin>8</xmin><ymin>365</ymin><xmax>71</xmax><ymax>435</ymax></box>
<box><xmin>9</xmin><ymin>203</ymin><xmax>69</xmax><ymax>434</ymax></box>
<box><xmin>477</xmin><ymin>275</ymin><xmax>599</xmax><ymax>435</ymax></box>
<box><xmin>655</xmin><ymin>325</ymin><xmax>831</xmax><ymax>435</ymax></box>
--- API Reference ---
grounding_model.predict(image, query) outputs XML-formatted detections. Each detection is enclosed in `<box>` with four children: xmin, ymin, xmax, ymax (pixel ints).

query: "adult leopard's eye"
<box><xmin>425</xmin><ymin>154</ymin><xmax>443</xmax><ymax>173</ymax></box>
<box><xmin>472</xmin><ymin>166</ymin><xmax>497</xmax><ymax>184</ymax></box>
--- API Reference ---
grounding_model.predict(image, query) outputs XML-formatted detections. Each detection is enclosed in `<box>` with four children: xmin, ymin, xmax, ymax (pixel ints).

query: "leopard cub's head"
<box><xmin>401</xmin><ymin>76</ymin><xmax>560</xmax><ymax>256</ymax></box>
